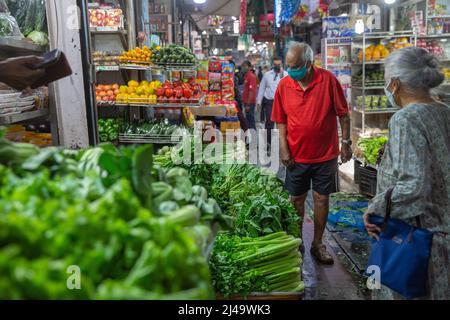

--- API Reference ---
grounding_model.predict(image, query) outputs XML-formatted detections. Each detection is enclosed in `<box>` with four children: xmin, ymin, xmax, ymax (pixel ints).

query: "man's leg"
<box><xmin>309</xmin><ymin>159</ymin><xmax>338</xmax><ymax>265</ymax></box>
<box><xmin>312</xmin><ymin>191</ymin><xmax>330</xmax><ymax>246</ymax></box>
<box><xmin>245</xmin><ymin>104</ymin><xmax>256</xmax><ymax>129</ymax></box>
<box><xmin>290</xmin><ymin>193</ymin><xmax>308</xmax><ymax>255</ymax></box>
<box><xmin>264</xmin><ymin>100</ymin><xmax>274</xmax><ymax>147</ymax></box>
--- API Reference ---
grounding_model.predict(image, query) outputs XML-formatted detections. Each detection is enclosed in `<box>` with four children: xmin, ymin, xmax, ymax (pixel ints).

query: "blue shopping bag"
<box><xmin>366</xmin><ymin>188</ymin><xmax>434</xmax><ymax>299</ymax></box>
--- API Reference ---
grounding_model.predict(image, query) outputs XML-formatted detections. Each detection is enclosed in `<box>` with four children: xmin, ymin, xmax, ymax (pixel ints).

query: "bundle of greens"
<box><xmin>210</xmin><ymin>232</ymin><xmax>304</xmax><ymax>297</ymax></box>
<box><xmin>98</xmin><ymin>118</ymin><xmax>123</xmax><ymax>143</ymax></box>
<box><xmin>0</xmin><ymin>132</ymin><xmax>216</xmax><ymax>299</ymax></box>
<box><xmin>357</xmin><ymin>136</ymin><xmax>388</xmax><ymax>165</ymax></box>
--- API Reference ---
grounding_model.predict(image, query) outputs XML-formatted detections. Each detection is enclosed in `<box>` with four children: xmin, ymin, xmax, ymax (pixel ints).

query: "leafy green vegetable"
<box><xmin>210</xmin><ymin>232</ymin><xmax>304</xmax><ymax>297</ymax></box>
<box><xmin>358</xmin><ymin>136</ymin><xmax>388</xmax><ymax>165</ymax></box>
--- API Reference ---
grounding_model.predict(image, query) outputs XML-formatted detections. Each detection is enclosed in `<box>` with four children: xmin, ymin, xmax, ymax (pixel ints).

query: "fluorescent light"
<box><xmin>215</xmin><ymin>28</ymin><xmax>222</xmax><ymax>35</ymax></box>
<box><xmin>233</xmin><ymin>21</ymin><xmax>239</xmax><ymax>34</ymax></box>
<box><xmin>384</xmin><ymin>0</ymin><xmax>396</xmax><ymax>4</ymax></box>
<box><xmin>231</xmin><ymin>16</ymin><xmax>237</xmax><ymax>21</ymax></box>
<box><xmin>202</xmin><ymin>30</ymin><xmax>207</xmax><ymax>35</ymax></box>
<box><xmin>193</xmin><ymin>0</ymin><xmax>207</xmax><ymax>4</ymax></box>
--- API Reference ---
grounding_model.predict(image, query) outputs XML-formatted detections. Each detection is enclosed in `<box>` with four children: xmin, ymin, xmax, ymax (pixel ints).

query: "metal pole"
<box><xmin>127</xmin><ymin>0</ymin><xmax>137</xmax><ymax>49</ymax></box>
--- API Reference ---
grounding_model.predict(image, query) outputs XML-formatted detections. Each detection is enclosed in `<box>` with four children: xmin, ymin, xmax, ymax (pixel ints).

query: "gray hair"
<box><xmin>385</xmin><ymin>47</ymin><xmax>444</xmax><ymax>91</ymax></box>
<box><xmin>287</xmin><ymin>41</ymin><xmax>314</xmax><ymax>63</ymax></box>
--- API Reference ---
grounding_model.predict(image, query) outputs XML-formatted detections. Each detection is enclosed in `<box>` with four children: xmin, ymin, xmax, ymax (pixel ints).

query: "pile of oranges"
<box><xmin>96</xmin><ymin>84</ymin><xmax>120</xmax><ymax>102</ymax></box>
<box><xmin>119</xmin><ymin>46</ymin><xmax>152</xmax><ymax>63</ymax></box>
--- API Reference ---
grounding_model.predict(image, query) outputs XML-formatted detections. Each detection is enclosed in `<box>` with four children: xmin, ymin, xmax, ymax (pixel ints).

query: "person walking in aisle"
<box><xmin>241</xmin><ymin>60</ymin><xmax>257</xmax><ymax>130</ymax></box>
<box><xmin>256</xmin><ymin>56</ymin><xmax>287</xmax><ymax>146</ymax></box>
<box><xmin>272</xmin><ymin>42</ymin><xmax>352</xmax><ymax>264</ymax></box>
<box><xmin>363</xmin><ymin>47</ymin><xmax>449</xmax><ymax>300</ymax></box>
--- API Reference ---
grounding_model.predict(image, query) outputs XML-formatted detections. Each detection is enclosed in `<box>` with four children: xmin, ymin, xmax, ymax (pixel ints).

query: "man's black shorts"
<box><xmin>284</xmin><ymin>158</ymin><xmax>338</xmax><ymax>196</ymax></box>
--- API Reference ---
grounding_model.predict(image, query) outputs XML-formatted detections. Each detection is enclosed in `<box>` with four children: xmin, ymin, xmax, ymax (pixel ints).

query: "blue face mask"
<box><xmin>384</xmin><ymin>79</ymin><xmax>399</xmax><ymax>108</ymax></box>
<box><xmin>287</xmin><ymin>62</ymin><xmax>308</xmax><ymax>81</ymax></box>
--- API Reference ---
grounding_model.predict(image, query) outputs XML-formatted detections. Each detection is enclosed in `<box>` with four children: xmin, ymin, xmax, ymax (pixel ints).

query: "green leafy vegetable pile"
<box><xmin>357</xmin><ymin>136</ymin><xmax>388</xmax><ymax>165</ymax></box>
<box><xmin>0</xmin><ymin>131</ymin><xmax>215</xmax><ymax>299</ymax></box>
<box><xmin>210</xmin><ymin>232</ymin><xmax>304</xmax><ymax>297</ymax></box>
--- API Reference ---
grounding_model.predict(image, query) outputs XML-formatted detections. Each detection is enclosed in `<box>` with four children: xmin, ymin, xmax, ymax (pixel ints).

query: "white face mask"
<box><xmin>384</xmin><ymin>79</ymin><xmax>400</xmax><ymax>109</ymax></box>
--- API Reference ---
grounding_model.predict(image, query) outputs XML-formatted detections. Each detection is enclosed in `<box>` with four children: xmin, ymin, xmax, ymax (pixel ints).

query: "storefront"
<box><xmin>0</xmin><ymin>0</ymin><xmax>449</xmax><ymax>302</ymax></box>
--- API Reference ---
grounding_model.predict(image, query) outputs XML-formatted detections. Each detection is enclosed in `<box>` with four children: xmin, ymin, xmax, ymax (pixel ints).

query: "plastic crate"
<box><xmin>354</xmin><ymin>159</ymin><xmax>362</xmax><ymax>184</ymax></box>
<box><xmin>359</xmin><ymin>166</ymin><xmax>377</xmax><ymax>197</ymax></box>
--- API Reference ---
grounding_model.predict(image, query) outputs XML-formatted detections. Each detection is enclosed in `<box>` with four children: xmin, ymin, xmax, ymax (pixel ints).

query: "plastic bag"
<box><xmin>0</xmin><ymin>12</ymin><xmax>23</xmax><ymax>38</ymax></box>
<box><xmin>5</xmin><ymin>0</ymin><xmax>46</xmax><ymax>36</ymax></box>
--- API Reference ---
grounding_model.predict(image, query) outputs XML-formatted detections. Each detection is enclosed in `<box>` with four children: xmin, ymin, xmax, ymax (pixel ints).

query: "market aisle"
<box><xmin>302</xmin><ymin>211</ymin><xmax>366</xmax><ymax>300</ymax></box>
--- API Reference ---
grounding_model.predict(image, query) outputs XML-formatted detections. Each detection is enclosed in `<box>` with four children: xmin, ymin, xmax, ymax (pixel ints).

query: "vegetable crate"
<box><xmin>359</xmin><ymin>166</ymin><xmax>377</xmax><ymax>197</ymax></box>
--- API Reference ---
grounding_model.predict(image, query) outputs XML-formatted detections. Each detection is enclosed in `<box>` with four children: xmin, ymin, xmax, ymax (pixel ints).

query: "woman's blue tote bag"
<box><xmin>366</xmin><ymin>188</ymin><xmax>433</xmax><ymax>299</ymax></box>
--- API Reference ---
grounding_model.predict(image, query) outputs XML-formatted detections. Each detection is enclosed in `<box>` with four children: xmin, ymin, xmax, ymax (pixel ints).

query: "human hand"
<box><xmin>280</xmin><ymin>147</ymin><xmax>294</xmax><ymax>169</ymax></box>
<box><xmin>363</xmin><ymin>212</ymin><xmax>381</xmax><ymax>240</ymax></box>
<box><xmin>0</xmin><ymin>56</ymin><xmax>45</xmax><ymax>90</ymax></box>
<box><xmin>244</xmin><ymin>104</ymin><xmax>251</xmax><ymax>113</ymax></box>
<box><xmin>340</xmin><ymin>143</ymin><xmax>353</xmax><ymax>163</ymax></box>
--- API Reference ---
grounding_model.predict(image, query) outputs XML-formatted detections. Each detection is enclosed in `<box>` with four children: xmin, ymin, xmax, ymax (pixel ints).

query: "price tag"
<box><xmin>96</xmin><ymin>65</ymin><xmax>119</xmax><ymax>72</ymax></box>
<box><xmin>96</xmin><ymin>26</ymin><xmax>119</xmax><ymax>32</ymax></box>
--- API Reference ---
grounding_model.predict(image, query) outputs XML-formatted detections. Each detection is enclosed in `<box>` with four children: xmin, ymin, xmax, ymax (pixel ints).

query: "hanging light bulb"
<box><xmin>384</xmin><ymin>0</ymin><xmax>396</xmax><ymax>4</ymax></box>
<box><xmin>193</xmin><ymin>0</ymin><xmax>207</xmax><ymax>4</ymax></box>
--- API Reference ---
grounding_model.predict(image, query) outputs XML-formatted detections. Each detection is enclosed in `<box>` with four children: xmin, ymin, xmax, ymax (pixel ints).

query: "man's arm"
<box><xmin>0</xmin><ymin>56</ymin><xmax>44</xmax><ymax>90</ymax></box>
<box><xmin>257</xmin><ymin>74</ymin><xmax>267</xmax><ymax>105</ymax></box>
<box><xmin>339</xmin><ymin>114</ymin><xmax>352</xmax><ymax>163</ymax></box>
<box><xmin>278</xmin><ymin>123</ymin><xmax>294</xmax><ymax>168</ymax></box>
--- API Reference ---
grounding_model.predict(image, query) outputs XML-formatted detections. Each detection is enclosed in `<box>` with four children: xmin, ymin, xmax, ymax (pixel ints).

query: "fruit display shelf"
<box><xmin>118</xmin><ymin>133</ymin><xmax>189</xmax><ymax>144</ymax></box>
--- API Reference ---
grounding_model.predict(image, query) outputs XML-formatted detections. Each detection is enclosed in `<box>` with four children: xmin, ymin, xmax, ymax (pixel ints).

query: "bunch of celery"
<box><xmin>210</xmin><ymin>232</ymin><xmax>304</xmax><ymax>297</ymax></box>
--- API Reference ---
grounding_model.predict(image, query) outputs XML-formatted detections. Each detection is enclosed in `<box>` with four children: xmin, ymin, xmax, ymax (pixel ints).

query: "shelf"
<box><xmin>418</xmin><ymin>34</ymin><xmax>450</xmax><ymax>39</ymax></box>
<box><xmin>98</xmin><ymin>102</ymin><xmax>203</xmax><ymax>108</ymax></box>
<box><xmin>118</xmin><ymin>133</ymin><xmax>189</xmax><ymax>144</ymax></box>
<box><xmin>90</xmin><ymin>27</ymin><xmax>127</xmax><ymax>34</ymax></box>
<box><xmin>0</xmin><ymin>38</ymin><xmax>46</xmax><ymax>55</ymax></box>
<box><xmin>325</xmin><ymin>42</ymin><xmax>352</xmax><ymax>47</ymax></box>
<box><xmin>352</xmin><ymin>31</ymin><xmax>416</xmax><ymax>41</ymax></box>
<box><xmin>353</xmin><ymin>108</ymin><xmax>399</xmax><ymax>115</ymax></box>
<box><xmin>428</xmin><ymin>15</ymin><xmax>450</xmax><ymax>19</ymax></box>
<box><xmin>352</xmin><ymin>61</ymin><xmax>385</xmax><ymax>65</ymax></box>
<box><xmin>327</xmin><ymin>62</ymin><xmax>352</xmax><ymax>67</ymax></box>
<box><xmin>0</xmin><ymin>109</ymin><xmax>49</xmax><ymax>125</ymax></box>
<box><xmin>352</xmin><ymin>86</ymin><xmax>385</xmax><ymax>90</ymax></box>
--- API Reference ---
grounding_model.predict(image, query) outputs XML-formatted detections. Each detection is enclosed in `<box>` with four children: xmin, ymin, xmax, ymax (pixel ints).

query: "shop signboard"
<box><xmin>253</xmin><ymin>14</ymin><xmax>275</xmax><ymax>42</ymax></box>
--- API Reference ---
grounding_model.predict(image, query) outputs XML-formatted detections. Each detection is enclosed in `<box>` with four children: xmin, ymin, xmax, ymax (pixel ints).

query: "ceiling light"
<box><xmin>384</xmin><ymin>0</ymin><xmax>396</xmax><ymax>4</ymax></box>
<box><xmin>193</xmin><ymin>0</ymin><xmax>207</xmax><ymax>4</ymax></box>
<box><xmin>202</xmin><ymin>30</ymin><xmax>207</xmax><ymax>35</ymax></box>
<box><xmin>231</xmin><ymin>16</ymin><xmax>237</xmax><ymax>21</ymax></box>
<box><xmin>215</xmin><ymin>28</ymin><xmax>222</xmax><ymax>35</ymax></box>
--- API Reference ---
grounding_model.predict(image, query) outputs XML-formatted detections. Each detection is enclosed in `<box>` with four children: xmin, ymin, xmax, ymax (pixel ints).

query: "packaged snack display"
<box><xmin>209</xmin><ymin>60</ymin><xmax>222</xmax><ymax>73</ymax></box>
<box><xmin>197</xmin><ymin>70</ymin><xmax>209</xmax><ymax>80</ymax></box>
<box><xmin>208</xmin><ymin>72</ymin><xmax>222</xmax><ymax>92</ymax></box>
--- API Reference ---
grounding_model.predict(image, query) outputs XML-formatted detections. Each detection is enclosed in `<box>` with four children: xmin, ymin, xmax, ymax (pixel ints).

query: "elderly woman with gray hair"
<box><xmin>363</xmin><ymin>47</ymin><xmax>449</xmax><ymax>300</ymax></box>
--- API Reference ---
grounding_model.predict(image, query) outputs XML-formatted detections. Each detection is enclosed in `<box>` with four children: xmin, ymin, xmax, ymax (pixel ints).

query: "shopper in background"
<box><xmin>228</xmin><ymin>59</ymin><xmax>248</xmax><ymax>132</ymax></box>
<box><xmin>241</xmin><ymin>60</ymin><xmax>257</xmax><ymax>130</ymax></box>
<box><xmin>0</xmin><ymin>56</ymin><xmax>44</xmax><ymax>90</ymax></box>
<box><xmin>272</xmin><ymin>42</ymin><xmax>352</xmax><ymax>264</ymax></box>
<box><xmin>257</xmin><ymin>66</ymin><xmax>263</xmax><ymax>83</ymax></box>
<box><xmin>363</xmin><ymin>47</ymin><xmax>450</xmax><ymax>300</ymax></box>
<box><xmin>256</xmin><ymin>56</ymin><xmax>288</xmax><ymax>147</ymax></box>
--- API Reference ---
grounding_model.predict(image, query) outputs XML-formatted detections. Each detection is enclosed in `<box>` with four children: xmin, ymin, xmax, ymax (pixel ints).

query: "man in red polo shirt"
<box><xmin>272</xmin><ymin>42</ymin><xmax>352</xmax><ymax>264</ymax></box>
<box><xmin>241</xmin><ymin>60</ymin><xmax>257</xmax><ymax>129</ymax></box>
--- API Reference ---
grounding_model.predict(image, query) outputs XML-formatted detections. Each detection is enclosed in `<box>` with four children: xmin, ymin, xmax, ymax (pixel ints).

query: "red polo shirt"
<box><xmin>271</xmin><ymin>66</ymin><xmax>349</xmax><ymax>164</ymax></box>
<box><xmin>243</xmin><ymin>71</ymin><xmax>257</xmax><ymax>104</ymax></box>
